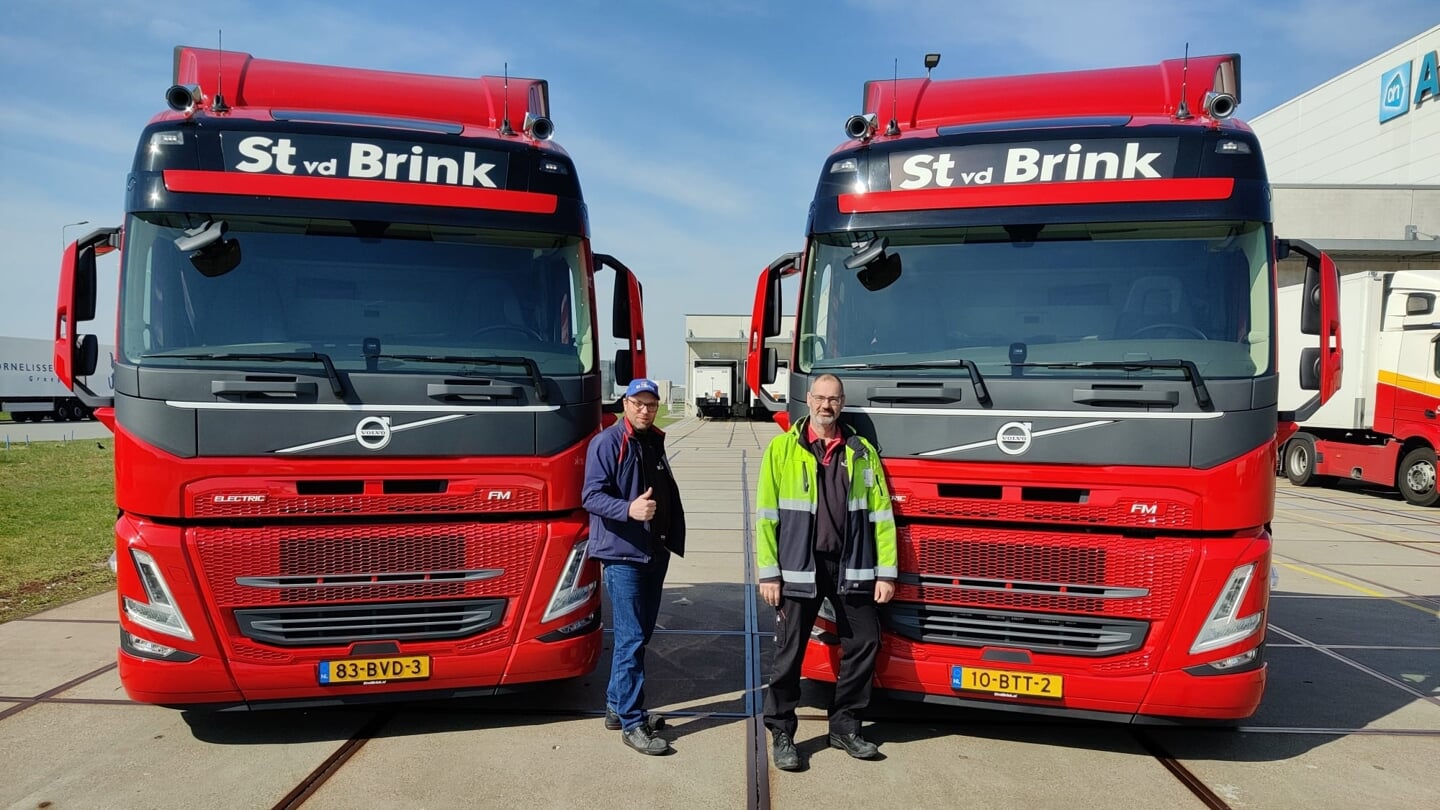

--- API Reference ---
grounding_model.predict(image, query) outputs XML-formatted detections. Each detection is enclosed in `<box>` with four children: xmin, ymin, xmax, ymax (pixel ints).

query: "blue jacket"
<box><xmin>582</xmin><ymin>419</ymin><xmax>686</xmax><ymax>563</ymax></box>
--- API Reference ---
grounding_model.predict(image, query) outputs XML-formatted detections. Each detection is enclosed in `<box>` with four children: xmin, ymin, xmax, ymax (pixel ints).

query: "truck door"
<box><xmin>1396</xmin><ymin>289</ymin><xmax>1440</xmax><ymax>431</ymax></box>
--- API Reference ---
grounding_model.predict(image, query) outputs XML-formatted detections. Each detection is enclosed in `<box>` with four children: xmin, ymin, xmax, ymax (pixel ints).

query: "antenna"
<box><xmin>885</xmin><ymin>58</ymin><xmax>900</xmax><ymax>136</ymax></box>
<box><xmin>499</xmin><ymin>62</ymin><xmax>516</xmax><ymax>136</ymax></box>
<box><xmin>1175</xmin><ymin>42</ymin><xmax>1191</xmax><ymax>120</ymax></box>
<box><xmin>211</xmin><ymin>29</ymin><xmax>229</xmax><ymax>112</ymax></box>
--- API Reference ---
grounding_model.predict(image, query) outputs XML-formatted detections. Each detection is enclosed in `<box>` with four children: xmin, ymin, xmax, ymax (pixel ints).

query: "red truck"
<box><xmin>747</xmin><ymin>53</ymin><xmax>1341</xmax><ymax>721</ymax></box>
<box><xmin>55</xmin><ymin>47</ymin><xmax>646</xmax><ymax>708</ymax></box>
<box><xmin>1279</xmin><ymin>270</ymin><xmax>1440</xmax><ymax>506</ymax></box>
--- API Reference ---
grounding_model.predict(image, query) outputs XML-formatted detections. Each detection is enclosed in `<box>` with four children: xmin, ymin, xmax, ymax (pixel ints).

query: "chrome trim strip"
<box><xmin>851</xmin><ymin>406</ymin><xmax>1224</xmax><ymax>420</ymax></box>
<box><xmin>237</xmin><ymin>569</ymin><xmax>504</xmax><ymax>589</ymax></box>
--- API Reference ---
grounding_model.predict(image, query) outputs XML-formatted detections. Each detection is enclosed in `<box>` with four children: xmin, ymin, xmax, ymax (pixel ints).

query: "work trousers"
<box><xmin>763</xmin><ymin>554</ymin><xmax>881</xmax><ymax>737</ymax></box>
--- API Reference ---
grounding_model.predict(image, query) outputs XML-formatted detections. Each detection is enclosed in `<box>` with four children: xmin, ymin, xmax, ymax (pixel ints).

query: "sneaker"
<box><xmin>828</xmin><ymin>732</ymin><xmax>879</xmax><ymax>759</ymax></box>
<box><xmin>621</xmin><ymin>724</ymin><xmax>672</xmax><ymax>756</ymax></box>
<box><xmin>772</xmin><ymin>732</ymin><xmax>801</xmax><ymax>771</ymax></box>
<box><xmin>604</xmin><ymin>707</ymin><xmax>666</xmax><ymax>732</ymax></box>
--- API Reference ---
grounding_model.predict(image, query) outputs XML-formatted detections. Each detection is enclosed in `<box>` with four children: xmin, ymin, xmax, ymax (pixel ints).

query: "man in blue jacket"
<box><xmin>582</xmin><ymin>378</ymin><xmax>686</xmax><ymax>756</ymax></box>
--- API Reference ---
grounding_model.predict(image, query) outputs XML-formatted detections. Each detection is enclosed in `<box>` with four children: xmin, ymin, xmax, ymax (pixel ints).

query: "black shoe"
<box><xmin>604</xmin><ymin>707</ymin><xmax>665</xmax><ymax>732</ymax></box>
<box><xmin>621</xmin><ymin>724</ymin><xmax>672</xmax><ymax>756</ymax></box>
<box><xmin>772</xmin><ymin>732</ymin><xmax>802</xmax><ymax>771</ymax></box>
<box><xmin>829</xmin><ymin>732</ymin><xmax>879</xmax><ymax>759</ymax></box>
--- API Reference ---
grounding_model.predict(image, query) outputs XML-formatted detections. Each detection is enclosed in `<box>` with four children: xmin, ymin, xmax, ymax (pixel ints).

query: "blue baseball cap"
<box><xmin>625</xmin><ymin>378</ymin><xmax>660</xmax><ymax>398</ymax></box>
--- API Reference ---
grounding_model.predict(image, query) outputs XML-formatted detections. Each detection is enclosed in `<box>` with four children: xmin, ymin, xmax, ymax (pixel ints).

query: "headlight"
<box><xmin>122</xmin><ymin>548</ymin><xmax>194</xmax><ymax>641</ymax></box>
<box><xmin>1190</xmin><ymin>563</ymin><xmax>1263</xmax><ymax>654</ymax></box>
<box><xmin>543</xmin><ymin>540</ymin><xmax>596</xmax><ymax>623</ymax></box>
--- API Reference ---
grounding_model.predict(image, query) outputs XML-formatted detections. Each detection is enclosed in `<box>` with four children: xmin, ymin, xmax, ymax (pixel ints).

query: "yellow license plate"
<box><xmin>952</xmin><ymin>665</ymin><xmax>1063</xmax><ymax>698</ymax></box>
<box><xmin>319</xmin><ymin>655</ymin><xmax>430</xmax><ymax>685</ymax></box>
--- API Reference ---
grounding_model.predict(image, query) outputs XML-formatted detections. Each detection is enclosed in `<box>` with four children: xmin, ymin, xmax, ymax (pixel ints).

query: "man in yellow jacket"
<box><xmin>756</xmin><ymin>373</ymin><xmax>897</xmax><ymax>771</ymax></box>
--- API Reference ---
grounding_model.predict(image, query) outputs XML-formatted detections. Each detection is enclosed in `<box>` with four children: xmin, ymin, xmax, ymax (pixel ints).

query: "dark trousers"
<box><xmin>763</xmin><ymin>554</ymin><xmax>880</xmax><ymax>737</ymax></box>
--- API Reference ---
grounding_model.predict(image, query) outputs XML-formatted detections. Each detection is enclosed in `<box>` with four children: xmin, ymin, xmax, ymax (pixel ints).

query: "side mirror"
<box><xmin>76</xmin><ymin>334</ymin><xmax>99</xmax><ymax>377</ymax></box>
<box><xmin>746</xmin><ymin>253</ymin><xmax>800</xmax><ymax>413</ymax></box>
<box><xmin>1298</xmin><ymin>347</ymin><xmax>1320</xmax><ymax>391</ymax></box>
<box><xmin>75</xmin><ymin>245</ymin><xmax>97</xmax><ymax>322</ymax></box>
<box><xmin>613</xmin><ymin>349</ymin><xmax>634</xmax><ymax>387</ymax></box>
<box><xmin>1299</xmin><ymin>264</ymin><xmax>1322</xmax><ymax>335</ymax></box>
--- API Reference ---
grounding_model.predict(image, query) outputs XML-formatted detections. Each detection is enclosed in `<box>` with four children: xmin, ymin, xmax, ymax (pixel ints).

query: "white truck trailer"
<box><xmin>1277</xmin><ymin>271</ymin><xmax>1440</xmax><ymax>506</ymax></box>
<box><xmin>0</xmin><ymin>336</ymin><xmax>114</xmax><ymax>422</ymax></box>
<box><xmin>692</xmin><ymin>360</ymin><xmax>740</xmax><ymax>419</ymax></box>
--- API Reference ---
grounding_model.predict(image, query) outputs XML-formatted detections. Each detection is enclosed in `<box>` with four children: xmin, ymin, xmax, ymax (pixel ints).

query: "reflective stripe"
<box><xmin>846</xmin><ymin>568</ymin><xmax>877</xmax><ymax>581</ymax></box>
<box><xmin>778</xmin><ymin>498</ymin><xmax>817</xmax><ymax>514</ymax></box>
<box><xmin>781</xmin><ymin>569</ymin><xmax>816</xmax><ymax>584</ymax></box>
<box><xmin>756</xmin><ymin>507</ymin><xmax>780</xmax><ymax>520</ymax></box>
<box><xmin>758</xmin><ymin>564</ymin><xmax>781</xmax><ymax>580</ymax></box>
<box><xmin>876</xmin><ymin>565</ymin><xmax>898</xmax><ymax>579</ymax></box>
<box><xmin>869</xmin><ymin>509</ymin><xmax>893</xmax><ymax>523</ymax></box>
<box><xmin>847</xmin><ymin>497</ymin><xmax>867</xmax><ymax>512</ymax></box>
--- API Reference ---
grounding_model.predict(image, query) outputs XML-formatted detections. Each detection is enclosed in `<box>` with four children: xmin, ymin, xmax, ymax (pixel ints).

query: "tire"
<box><xmin>52</xmin><ymin>403</ymin><xmax>69</xmax><ymax>422</ymax></box>
<box><xmin>69</xmin><ymin>402</ymin><xmax>88</xmax><ymax>421</ymax></box>
<box><xmin>1398</xmin><ymin>447</ymin><xmax>1440</xmax><ymax>507</ymax></box>
<box><xmin>1284</xmin><ymin>434</ymin><xmax>1322</xmax><ymax>486</ymax></box>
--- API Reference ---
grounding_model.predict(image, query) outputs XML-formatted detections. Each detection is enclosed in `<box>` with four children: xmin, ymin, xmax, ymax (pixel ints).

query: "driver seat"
<box><xmin>1114</xmin><ymin>276</ymin><xmax>1194</xmax><ymax>338</ymax></box>
<box><xmin>461</xmin><ymin>279</ymin><xmax>527</xmax><ymax>333</ymax></box>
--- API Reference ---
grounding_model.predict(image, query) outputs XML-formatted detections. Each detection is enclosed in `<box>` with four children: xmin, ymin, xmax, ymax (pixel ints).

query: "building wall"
<box><xmin>684</xmin><ymin>314</ymin><xmax>794</xmax><ymax>418</ymax></box>
<box><xmin>1271</xmin><ymin>186</ymin><xmax>1440</xmax><ymax>242</ymax></box>
<box><xmin>1250</xmin><ymin>25</ymin><xmax>1440</xmax><ymax>188</ymax></box>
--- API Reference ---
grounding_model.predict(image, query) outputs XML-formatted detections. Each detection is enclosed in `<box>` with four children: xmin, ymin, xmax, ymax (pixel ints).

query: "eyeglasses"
<box><xmin>628</xmin><ymin>400</ymin><xmax>661</xmax><ymax>412</ymax></box>
<box><xmin>807</xmin><ymin>395</ymin><xmax>844</xmax><ymax>405</ymax></box>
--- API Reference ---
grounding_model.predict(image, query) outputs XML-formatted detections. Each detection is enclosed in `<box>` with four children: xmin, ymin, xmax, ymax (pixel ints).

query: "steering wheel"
<box><xmin>1127</xmin><ymin>323</ymin><xmax>1208</xmax><ymax>340</ymax></box>
<box><xmin>471</xmin><ymin>324</ymin><xmax>544</xmax><ymax>341</ymax></box>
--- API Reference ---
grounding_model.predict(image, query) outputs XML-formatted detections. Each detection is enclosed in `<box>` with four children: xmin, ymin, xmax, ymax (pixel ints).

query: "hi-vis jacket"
<box><xmin>755</xmin><ymin>417</ymin><xmax>898</xmax><ymax>598</ymax></box>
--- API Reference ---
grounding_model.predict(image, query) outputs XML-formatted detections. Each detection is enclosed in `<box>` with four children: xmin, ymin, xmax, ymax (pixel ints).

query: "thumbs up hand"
<box><xmin>629</xmin><ymin>487</ymin><xmax>657</xmax><ymax>521</ymax></box>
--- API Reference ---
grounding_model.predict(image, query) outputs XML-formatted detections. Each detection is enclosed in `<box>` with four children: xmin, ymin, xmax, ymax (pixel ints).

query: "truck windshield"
<box><xmin>799</xmin><ymin>220</ymin><xmax>1271</xmax><ymax>379</ymax></box>
<box><xmin>118</xmin><ymin>214</ymin><xmax>594</xmax><ymax>375</ymax></box>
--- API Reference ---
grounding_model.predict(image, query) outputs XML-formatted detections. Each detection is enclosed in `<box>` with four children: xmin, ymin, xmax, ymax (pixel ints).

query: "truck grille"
<box><xmin>885</xmin><ymin>603</ymin><xmax>1148</xmax><ymax>656</ymax></box>
<box><xmin>897</xmin><ymin>525</ymin><xmax>1191</xmax><ymax>619</ymax></box>
<box><xmin>234</xmin><ymin>599</ymin><xmax>505</xmax><ymax>646</ymax></box>
<box><xmin>193</xmin><ymin>522</ymin><xmax>542</xmax><ymax>606</ymax></box>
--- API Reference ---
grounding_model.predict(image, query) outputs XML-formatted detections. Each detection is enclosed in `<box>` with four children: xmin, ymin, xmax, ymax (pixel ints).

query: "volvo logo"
<box><xmin>996</xmin><ymin>421</ymin><xmax>1033</xmax><ymax>456</ymax></box>
<box><xmin>354</xmin><ymin>416</ymin><xmax>393</xmax><ymax>450</ymax></box>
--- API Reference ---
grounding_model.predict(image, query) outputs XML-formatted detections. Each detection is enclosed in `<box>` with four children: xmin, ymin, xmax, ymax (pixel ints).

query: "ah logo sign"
<box><xmin>1379</xmin><ymin>62</ymin><xmax>1411</xmax><ymax>122</ymax></box>
<box><xmin>1380</xmin><ymin>50</ymin><xmax>1440</xmax><ymax>124</ymax></box>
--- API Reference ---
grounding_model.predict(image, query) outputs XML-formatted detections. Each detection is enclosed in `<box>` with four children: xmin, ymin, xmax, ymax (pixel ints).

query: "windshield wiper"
<box><xmin>1011</xmin><ymin>359</ymin><xmax>1212</xmax><ymax>409</ymax></box>
<box><xmin>144</xmin><ymin>351</ymin><xmax>345</xmax><ymax>396</ymax></box>
<box><xmin>375</xmin><ymin>354</ymin><xmax>547</xmax><ymax>402</ymax></box>
<box><xmin>813</xmin><ymin>359</ymin><xmax>990</xmax><ymax>406</ymax></box>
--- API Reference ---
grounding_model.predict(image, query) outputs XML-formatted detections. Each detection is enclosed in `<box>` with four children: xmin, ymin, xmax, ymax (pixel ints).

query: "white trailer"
<box><xmin>693</xmin><ymin>360</ymin><xmax>739</xmax><ymax>419</ymax></box>
<box><xmin>1277</xmin><ymin>271</ymin><xmax>1440</xmax><ymax>506</ymax></box>
<box><xmin>0</xmin><ymin>336</ymin><xmax>115</xmax><ymax>422</ymax></box>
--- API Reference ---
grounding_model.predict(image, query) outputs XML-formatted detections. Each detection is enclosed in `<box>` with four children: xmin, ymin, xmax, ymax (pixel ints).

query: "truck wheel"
<box><xmin>70</xmin><ymin>402</ymin><xmax>89</xmax><ymax>421</ymax></box>
<box><xmin>1283</xmin><ymin>434</ymin><xmax>1322</xmax><ymax>486</ymax></box>
<box><xmin>52</xmin><ymin>403</ymin><xmax>70</xmax><ymax>422</ymax></box>
<box><xmin>1398</xmin><ymin>447</ymin><xmax>1439</xmax><ymax>507</ymax></box>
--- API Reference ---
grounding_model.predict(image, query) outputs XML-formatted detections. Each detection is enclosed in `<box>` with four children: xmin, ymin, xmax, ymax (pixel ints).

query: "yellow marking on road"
<box><xmin>1274</xmin><ymin>561</ymin><xmax>1436</xmax><ymax>616</ymax></box>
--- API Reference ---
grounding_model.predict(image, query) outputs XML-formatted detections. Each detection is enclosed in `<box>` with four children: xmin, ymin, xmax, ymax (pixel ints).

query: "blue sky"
<box><xmin>1</xmin><ymin>1</ymin><xmax>1436</xmax><ymax>382</ymax></box>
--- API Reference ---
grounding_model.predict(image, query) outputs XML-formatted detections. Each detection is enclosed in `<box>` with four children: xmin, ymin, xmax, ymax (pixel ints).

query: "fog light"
<box><xmin>1207</xmin><ymin>648</ymin><xmax>1260</xmax><ymax>671</ymax></box>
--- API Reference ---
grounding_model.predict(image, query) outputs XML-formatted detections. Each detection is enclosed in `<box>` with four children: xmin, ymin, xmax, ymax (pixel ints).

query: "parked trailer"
<box><xmin>1</xmin><ymin>335</ymin><xmax>113</xmax><ymax>421</ymax></box>
<box><xmin>1279</xmin><ymin>270</ymin><xmax>1440</xmax><ymax>506</ymax></box>
<box><xmin>693</xmin><ymin>360</ymin><xmax>740</xmax><ymax>418</ymax></box>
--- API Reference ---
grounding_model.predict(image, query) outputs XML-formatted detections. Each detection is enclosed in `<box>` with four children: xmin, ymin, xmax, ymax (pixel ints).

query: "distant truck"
<box><xmin>1279</xmin><ymin>271</ymin><xmax>1440</xmax><ymax>506</ymax></box>
<box><xmin>693</xmin><ymin>360</ymin><xmax>741</xmax><ymax>418</ymax></box>
<box><xmin>0</xmin><ymin>335</ymin><xmax>113</xmax><ymax>422</ymax></box>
